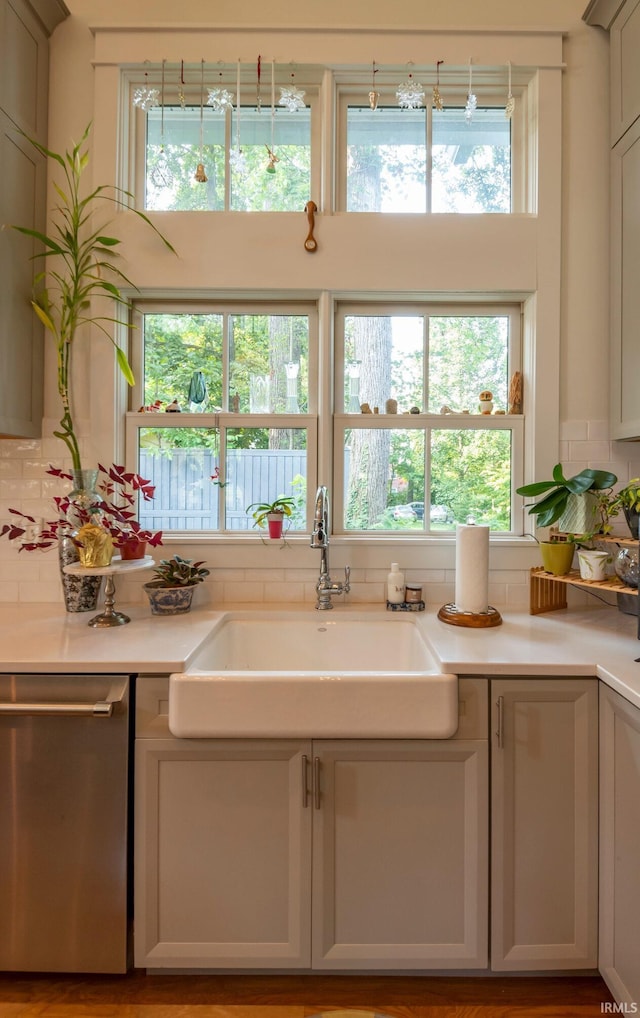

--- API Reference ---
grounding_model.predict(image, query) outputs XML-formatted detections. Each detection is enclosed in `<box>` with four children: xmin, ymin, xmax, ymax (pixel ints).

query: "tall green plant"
<box><xmin>13</xmin><ymin>123</ymin><xmax>176</xmax><ymax>471</ymax></box>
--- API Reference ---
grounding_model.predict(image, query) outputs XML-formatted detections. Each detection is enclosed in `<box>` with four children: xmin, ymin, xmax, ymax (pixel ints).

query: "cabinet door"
<box><xmin>311</xmin><ymin>739</ymin><xmax>489</xmax><ymax>970</ymax></box>
<box><xmin>611</xmin><ymin>117</ymin><xmax>640</xmax><ymax>439</ymax></box>
<box><xmin>599</xmin><ymin>685</ymin><xmax>640</xmax><ymax>1005</ymax></box>
<box><xmin>610</xmin><ymin>0</ymin><xmax>640</xmax><ymax>143</ymax></box>
<box><xmin>491</xmin><ymin>678</ymin><xmax>598</xmax><ymax>970</ymax></box>
<box><xmin>135</xmin><ymin>738</ymin><xmax>312</xmax><ymax>968</ymax></box>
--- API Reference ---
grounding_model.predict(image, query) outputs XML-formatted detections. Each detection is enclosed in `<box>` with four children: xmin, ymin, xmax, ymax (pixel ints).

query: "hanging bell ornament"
<box><xmin>265</xmin><ymin>145</ymin><xmax>279</xmax><ymax>174</ymax></box>
<box><xmin>194</xmin><ymin>163</ymin><xmax>208</xmax><ymax>183</ymax></box>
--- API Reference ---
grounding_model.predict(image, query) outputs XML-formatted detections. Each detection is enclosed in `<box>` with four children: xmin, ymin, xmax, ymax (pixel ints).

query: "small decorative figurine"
<box><xmin>385</xmin><ymin>398</ymin><xmax>398</xmax><ymax>414</ymax></box>
<box><xmin>165</xmin><ymin>399</ymin><xmax>181</xmax><ymax>413</ymax></box>
<box><xmin>138</xmin><ymin>400</ymin><xmax>163</xmax><ymax>413</ymax></box>
<box><xmin>360</xmin><ymin>402</ymin><xmax>372</xmax><ymax>414</ymax></box>
<box><xmin>478</xmin><ymin>390</ymin><xmax>493</xmax><ymax>414</ymax></box>
<box><xmin>409</xmin><ymin>406</ymin><xmax>420</xmax><ymax>414</ymax></box>
<box><xmin>508</xmin><ymin>370</ymin><xmax>523</xmax><ymax>414</ymax></box>
<box><xmin>440</xmin><ymin>405</ymin><xmax>453</xmax><ymax>414</ymax></box>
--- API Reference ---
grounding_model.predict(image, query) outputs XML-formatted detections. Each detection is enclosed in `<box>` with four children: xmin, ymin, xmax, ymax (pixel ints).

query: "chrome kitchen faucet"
<box><xmin>311</xmin><ymin>485</ymin><xmax>350</xmax><ymax>610</ymax></box>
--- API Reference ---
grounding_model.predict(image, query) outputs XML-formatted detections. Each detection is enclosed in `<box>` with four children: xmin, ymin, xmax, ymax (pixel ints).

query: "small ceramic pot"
<box><xmin>623</xmin><ymin>508</ymin><xmax>640</xmax><ymax>540</ymax></box>
<box><xmin>143</xmin><ymin>582</ymin><xmax>195</xmax><ymax>615</ymax></box>
<box><xmin>577</xmin><ymin>549</ymin><xmax>611</xmax><ymax>581</ymax></box>
<box><xmin>120</xmin><ymin>538</ymin><xmax>147</xmax><ymax>561</ymax></box>
<box><xmin>267</xmin><ymin>512</ymin><xmax>284</xmax><ymax>539</ymax></box>
<box><xmin>539</xmin><ymin>541</ymin><xmax>575</xmax><ymax>576</ymax></box>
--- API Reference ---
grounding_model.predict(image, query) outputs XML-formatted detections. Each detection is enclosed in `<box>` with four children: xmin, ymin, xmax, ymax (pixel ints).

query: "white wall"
<box><xmin>2</xmin><ymin>0</ymin><xmax>640</xmax><ymax>610</ymax></box>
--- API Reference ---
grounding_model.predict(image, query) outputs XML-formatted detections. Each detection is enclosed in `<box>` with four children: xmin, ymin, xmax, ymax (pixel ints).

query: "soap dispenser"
<box><xmin>387</xmin><ymin>562</ymin><xmax>405</xmax><ymax>604</ymax></box>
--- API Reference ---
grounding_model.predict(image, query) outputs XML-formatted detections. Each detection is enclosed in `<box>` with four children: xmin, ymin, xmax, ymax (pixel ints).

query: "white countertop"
<box><xmin>1</xmin><ymin>601</ymin><xmax>639</xmax><ymax>710</ymax></box>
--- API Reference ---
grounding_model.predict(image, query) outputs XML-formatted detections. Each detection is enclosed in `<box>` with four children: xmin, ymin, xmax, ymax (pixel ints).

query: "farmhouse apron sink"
<box><xmin>169</xmin><ymin>612</ymin><xmax>458</xmax><ymax>739</ymax></box>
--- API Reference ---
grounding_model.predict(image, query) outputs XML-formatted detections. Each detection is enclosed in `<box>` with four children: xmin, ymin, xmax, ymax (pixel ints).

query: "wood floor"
<box><xmin>0</xmin><ymin>971</ymin><xmax>615</xmax><ymax>1018</ymax></box>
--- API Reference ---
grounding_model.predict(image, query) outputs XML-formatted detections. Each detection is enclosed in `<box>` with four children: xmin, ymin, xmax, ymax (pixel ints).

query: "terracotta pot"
<box><xmin>120</xmin><ymin>538</ymin><xmax>147</xmax><ymax>561</ymax></box>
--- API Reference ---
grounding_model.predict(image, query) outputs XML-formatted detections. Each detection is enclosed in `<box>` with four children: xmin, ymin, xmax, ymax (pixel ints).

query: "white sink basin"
<box><xmin>169</xmin><ymin>612</ymin><xmax>458</xmax><ymax>739</ymax></box>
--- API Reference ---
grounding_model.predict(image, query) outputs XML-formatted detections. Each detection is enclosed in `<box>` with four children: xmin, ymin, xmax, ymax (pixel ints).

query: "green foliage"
<box><xmin>13</xmin><ymin>123</ymin><xmax>175</xmax><ymax>470</ymax></box>
<box><xmin>245</xmin><ymin>496</ymin><xmax>295</xmax><ymax>529</ymax></box>
<box><xmin>609</xmin><ymin>479</ymin><xmax>640</xmax><ymax>514</ymax></box>
<box><xmin>148</xmin><ymin>555</ymin><xmax>209</xmax><ymax>587</ymax></box>
<box><xmin>517</xmin><ymin>464</ymin><xmax>618</xmax><ymax>529</ymax></box>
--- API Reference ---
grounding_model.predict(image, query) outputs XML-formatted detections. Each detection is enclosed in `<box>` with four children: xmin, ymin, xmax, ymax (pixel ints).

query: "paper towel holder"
<box><xmin>437</xmin><ymin>603</ymin><xmax>503</xmax><ymax>628</ymax></box>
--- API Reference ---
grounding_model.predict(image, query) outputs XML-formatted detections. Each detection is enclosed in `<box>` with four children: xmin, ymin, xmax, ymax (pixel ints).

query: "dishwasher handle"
<box><xmin>0</xmin><ymin>678</ymin><xmax>128</xmax><ymax>718</ymax></box>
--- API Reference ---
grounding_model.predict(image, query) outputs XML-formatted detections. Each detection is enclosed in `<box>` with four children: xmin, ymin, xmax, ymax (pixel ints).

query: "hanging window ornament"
<box><xmin>265</xmin><ymin>59</ymin><xmax>278</xmax><ymax>174</ymax></box>
<box><xmin>150</xmin><ymin>58</ymin><xmax>172</xmax><ymax>189</ymax></box>
<box><xmin>432</xmin><ymin>60</ymin><xmax>444</xmax><ymax>111</ymax></box>
<box><xmin>178</xmin><ymin>60</ymin><xmax>186</xmax><ymax>109</ymax></box>
<box><xmin>396</xmin><ymin>63</ymin><xmax>425</xmax><ymax>110</ymax></box>
<box><xmin>256</xmin><ymin>54</ymin><xmax>262</xmax><ymax>112</ymax></box>
<box><xmin>369</xmin><ymin>60</ymin><xmax>380</xmax><ymax>111</ymax></box>
<box><xmin>194</xmin><ymin>58</ymin><xmax>208</xmax><ymax>183</ymax></box>
<box><xmin>279</xmin><ymin>67</ymin><xmax>306</xmax><ymax>112</ymax></box>
<box><xmin>133</xmin><ymin>60</ymin><xmax>160</xmax><ymax>111</ymax></box>
<box><xmin>229</xmin><ymin>58</ymin><xmax>247</xmax><ymax>174</ymax></box>
<box><xmin>207</xmin><ymin>63</ymin><xmax>235</xmax><ymax>114</ymax></box>
<box><xmin>505</xmin><ymin>60</ymin><xmax>515</xmax><ymax>119</ymax></box>
<box><xmin>465</xmin><ymin>58</ymin><xmax>477</xmax><ymax>123</ymax></box>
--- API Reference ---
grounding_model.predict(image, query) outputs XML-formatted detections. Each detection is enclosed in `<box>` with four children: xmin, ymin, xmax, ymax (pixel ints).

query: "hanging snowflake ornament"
<box><xmin>133</xmin><ymin>62</ymin><xmax>159</xmax><ymax>112</ymax></box>
<box><xmin>396</xmin><ymin>67</ymin><xmax>425</xmax><ymax>110</ymax></box>
<box><xmin>279</xmin><ymin>70</ymin><xmax>306</xmax><ymax>112</ymax></box>
<box><xmin>279</xmin><ymin>84</ymin><xmax>306</xmax><ymax>112</ymax></box>
<box><xmin>133</xmin><ymin>85</ymin><xmax>160</xmax><ymax>110</ymax></box>
<box><xmin>432</xmin><ymin>60</ymin><xmax>444</xmax><ymax>111</ymax></box>
<box><xmin>229</xmin><ymin>147</ymin><xmax>247</xmax><ymax>174</ymax></box>
<box><xmin>207</xmin><ymin>87</ymin><xmax>235</xmax><ymax>112</ymax></box>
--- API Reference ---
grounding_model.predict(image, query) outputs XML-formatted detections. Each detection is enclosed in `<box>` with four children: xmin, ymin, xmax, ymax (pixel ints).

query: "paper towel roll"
<box><xmin>455</xmin><ymin>524</ymin><xmax>490</xmax><ymax>613</ymax></box>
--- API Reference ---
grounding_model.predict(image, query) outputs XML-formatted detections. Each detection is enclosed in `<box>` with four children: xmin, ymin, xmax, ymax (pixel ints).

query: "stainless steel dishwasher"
<box><xmin>0</xmin><ymin>673</ymin><xmax>132</xmax><ymax>973</ymax></box>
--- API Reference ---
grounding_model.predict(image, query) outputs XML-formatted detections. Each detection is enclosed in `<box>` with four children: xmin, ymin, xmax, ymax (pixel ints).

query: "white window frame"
<box><xmin>120</xmin><ymin>67</ymin><xmax>321</xmax><ymax>212</ymax></box>
<box><xmin>335</xmin><ymin>80</ymin><xmax>527</xmax><ymax>214</ymax></box>
<box><xmin>332</xmin><ymin>301</ymin><xmax>524</xmax><ymax>535</ymax></box>
<box><xmin>125</xmin><ymin>299</ymin><xmax>319</xmax><ymax>535</ymax></box>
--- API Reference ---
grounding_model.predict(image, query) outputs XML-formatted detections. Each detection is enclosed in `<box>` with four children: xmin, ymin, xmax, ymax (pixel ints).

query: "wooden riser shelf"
<box><xmin>530</xmin><ymin>566</ymin><xmax>638</xmax><ymax>615</ymax></box>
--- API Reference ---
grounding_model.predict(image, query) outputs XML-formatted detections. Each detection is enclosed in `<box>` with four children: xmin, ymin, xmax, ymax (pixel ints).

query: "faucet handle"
<box><xmin>344</xmin><ymin>565</ymin><xmax>351</xmax><ymax>592</ymax></box>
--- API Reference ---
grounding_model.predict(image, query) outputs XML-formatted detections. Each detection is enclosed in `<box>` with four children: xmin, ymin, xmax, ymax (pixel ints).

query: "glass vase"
<box><xmin>59</xmin><ymin>468</ymin><xmax>103</xmax><ymax>612</ymax></box>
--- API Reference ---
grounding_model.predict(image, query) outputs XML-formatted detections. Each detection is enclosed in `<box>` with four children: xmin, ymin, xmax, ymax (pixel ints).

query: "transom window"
<box><xmin>338</xmin><ymin>93</ymin><xmax>516</xmax><ymax>213</ymax></box>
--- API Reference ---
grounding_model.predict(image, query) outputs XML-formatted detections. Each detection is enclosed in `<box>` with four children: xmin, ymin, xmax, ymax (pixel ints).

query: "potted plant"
<box><xmin>12</xmin><ymin>123</ymin><xmax>176</xmax><ymax>473</ymax></box>
<box><xmin>1</xmin><ymin>464</ymin><xmax>163</xmax><ymax>607</ymax></box>
<box><xmin>143</xmin><ymin>555</ymin><xmax>210</xmax><ymax>615</ymax></box>
<box><xmin>517</xmin><ymin>464</ymin><xmax>617</xmax><ymax>533</ymax></box>
<box><xmin>608</xmin><ymin>479</ymin><xmax>640</xmax><ymax>539</ymax></box>
<box><xmin>246</xmin><ymin>496</ymin><xmax>295</xmax><ymax>539</ymax></box>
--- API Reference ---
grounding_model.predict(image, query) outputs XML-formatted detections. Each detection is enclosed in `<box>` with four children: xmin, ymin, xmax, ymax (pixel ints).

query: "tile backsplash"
<box><xmin>2</xmin><ymin>420</ymin><xmax>640</xmax><ymax>609</ymax></box>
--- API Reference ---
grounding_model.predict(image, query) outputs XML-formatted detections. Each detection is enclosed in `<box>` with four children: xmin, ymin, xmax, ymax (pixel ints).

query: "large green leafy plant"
<box><xmin>517</xmin><ymin>464</ymin><xmax>617</xmax><ymax>529</ymax></box>
<box><xmin>13</xmin><ymin>123</ymin><xmax>175</xmax><ymax>471</ymax></box>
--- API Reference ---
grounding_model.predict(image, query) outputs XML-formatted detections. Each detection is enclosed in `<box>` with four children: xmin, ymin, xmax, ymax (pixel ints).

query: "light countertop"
<box><xmin>0</xmin><ymin>601</ymin><xmax>639</xmax><ymax>710</ymax></box>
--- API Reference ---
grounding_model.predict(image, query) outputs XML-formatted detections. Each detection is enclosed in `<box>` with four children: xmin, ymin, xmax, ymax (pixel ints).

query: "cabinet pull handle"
<box><xmin>496</xmin><ymin>695</ymin><xmax>504</xmax><ymax>748</ymax></box>
<box><xmin>302</xmin><ymin>754</ymin><xmax>310</xmax><ymax>808</ymax></box>
<box><xmin>313</xmin><ymin>756</ymin><xmax>321</xmax><ymax>809</ymax></box>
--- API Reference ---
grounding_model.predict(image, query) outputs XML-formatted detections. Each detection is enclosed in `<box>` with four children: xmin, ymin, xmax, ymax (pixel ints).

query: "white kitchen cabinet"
<box><xmin>585</xmin><ymin>0</ymin><xmax>640</xmax><ymax>438</ymax></box>
<box><xmin>490</xmin><ymin>678</ymin><xmax>599</xmax><ymax>971</ymax></box>
<box><xmin>599</xmin><ymin>684</ymin><xmax>640</xmax><ymax>1005</ymax></box>
<box><xmin>134</xmin><ymin>677</ymin><xmax>488</xmax><ymax>971</ymax></box>
<box><xmin>0</xmin><ymin>0</ymin><xmax>67</xmax><ymax>438</ymax></box>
